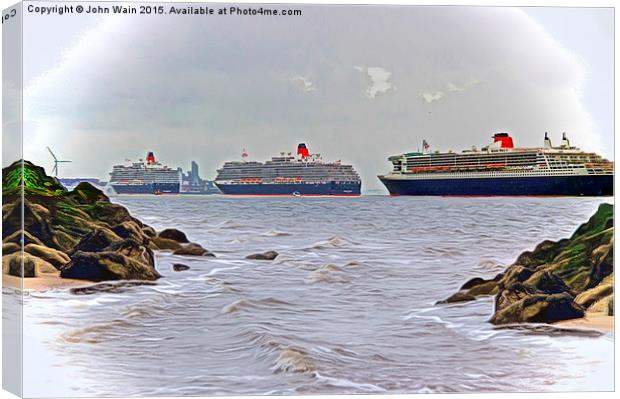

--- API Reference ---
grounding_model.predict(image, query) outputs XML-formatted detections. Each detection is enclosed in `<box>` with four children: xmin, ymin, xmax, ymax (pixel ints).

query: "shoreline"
<box><xmin>554</xmin><ymin>312</ymin><xmax>614</xmax><ymax>333</ymax></box>
<box><xmin>3</xmin><ymin>273</ymin><xmax>92</xmax><ymax>291</ymax></box>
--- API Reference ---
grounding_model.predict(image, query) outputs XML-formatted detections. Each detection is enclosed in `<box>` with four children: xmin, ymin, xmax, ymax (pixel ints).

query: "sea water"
<box><xmin>16</xmin><ymin>196</ymin><xmax>613</xmax><ymax>396</ymax></box>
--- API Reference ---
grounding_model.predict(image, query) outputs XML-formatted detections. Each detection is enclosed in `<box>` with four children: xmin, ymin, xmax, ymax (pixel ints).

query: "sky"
<box><xmin>7</xmin><ymin>2</ymin><xmax>614</xmax><ymax>192</ymax></box>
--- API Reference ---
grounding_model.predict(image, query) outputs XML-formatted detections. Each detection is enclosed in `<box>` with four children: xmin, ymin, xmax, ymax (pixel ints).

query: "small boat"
<box><xmin>292</xmin><ymin>191</ymin><xmax>301</xmax><ymax>197</ymax></box>
<box><xmin>154</xmin><ymin>190</ymin><xmax>162</xmax><ymax>195</ymax></box>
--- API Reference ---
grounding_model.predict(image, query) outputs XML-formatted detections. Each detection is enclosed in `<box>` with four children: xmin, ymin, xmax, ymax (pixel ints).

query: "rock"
<box><xmin>24</xmin><ymin>243</ymin><xmax>70</xmax><ymax>268</ymax></box>
<box><xmin>514</xmin><ymin>240</ymin><xmax>560</xmax><ymax>269</ymax></box>
<box><xmin>587</xmin><ymin>294</ymin><xmax>613</xmax><ymax>314</ymax></box>
<box><xmin>437</xmin><ymin>291</ymin><xmax>476</xmax><ymax>304</ymax></box>
<box><xmin>70</xmin><ymin>281</ymin><xmax>157</xmax><ymax>295</ymax></box>
<box><xmin>151</xmin><ymin>236</ymin><xmax>183</xmax><ymax>251</ymax></box>
<box><xmin>442</xmin><ymin>204</ymin><xmax>614</xmax><ymax>326</ymax></box>
<box><xmin>524</xmin><ymin>271</ymin><xmax>570</xmax><ymax>295</ymax></box>
<box><xmin>2</xmin><ymin>242</ymin><xmax>20</xmax><ymax>255</ymax></box>
<box><xmin>575</xmin><ymin>274</ymin><xmax>614</xmax><ymax>309</ymax></box>
<box><xmin>3</xmin><ymin>230</ymin><xmax>44</xmax><ymax>246</ymax></box>
<box><xmin>2</xmin><ymin>161</ymin><xmax>170</xmax><ymax>283</ymax></box>
<box><xmin>2</xmin><ymin>160</ymin><xmax>66</xmax><ymax>197</ymax></box>
<box><xmin>158</xmin><ymin>228</ymin><xmax>189</xmax><ymax>243</ymax></box>
<box><xmin>459</xmin><ymin>277</ymin><xmax>486</xmax><ymax>290</ymax></box>
<box><xmin>60</xmin><ymin>251</ymin><xmax>161</xmax><ymax>281</ymax></box>
<box><xmin>490</xmin><ymin>292</ymin><xmax>584</xmax><ymax>325</ymax></box>
<box><xmin>173</xmin><ymin>243</ymin><xmax>214</xmax><ymax>257</ymax></box>
<box><xmin>467</xmin><ymin>280</ymin><xmax>499</xmax><ymax>296</ymax></box>
<box><xmin>494</xmin><ymin>282</ymin><xmax>541</xmax><ymax>313</ymax></box>
<box><xmin>112</xmin><ymin>221</ymin><xmax>146</xmax><ymax>240</ymax></box>
<box><xmin>73</xmin><ymin>228</ymin><xmax>122</xmax><ymax>253</ymax></box>
<box><xmin>173</xmin><ymin>263</ymin><xmax>190</xmax><ymax>271</ymax></box>
<box><xmin>246</xmin><ymin>250</ymin><xmax>279</xmax><ymax>260</ymax></box>
<box><xmin>499</xmin><ymin>265</ymin><xmax>534</xmax><ymax>287</ymax></box>
<box><xmin>7</xmin><ymin>252</ymin><xmax>57</xmax><ymax>277</ymax></box>
<box><xmin>66</xmin><ymin>182</ymin><xmax>108</xmax><ymax>204</ymax></box>
<box><xmin>107</xmin><ymin>238</ymin><xmax>155</xmax><ymax>267</ymax></box>
<box><xmin>141</xmin><ymin>226</ymin><xmax>157</xmax><ymax>238</ymax></box>
<box><xmin>3</xmin><ymin>198</ymin><xmax>57</xmax><ymax>248</ymax></box>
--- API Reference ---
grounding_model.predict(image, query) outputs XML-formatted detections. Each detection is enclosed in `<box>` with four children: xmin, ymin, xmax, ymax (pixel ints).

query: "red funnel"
<box><xmin>493</xmin><ymin>133</ymin><xmax>514</xmax><ymax>149</ymax></box>
<box><xmin>297</xmin><ymin>143</ymin><xmax>309</xmax><ymax>159</ymax></box>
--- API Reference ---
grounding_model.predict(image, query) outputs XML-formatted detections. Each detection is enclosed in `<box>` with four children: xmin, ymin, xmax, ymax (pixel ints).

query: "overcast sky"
<box><xmin>11</xmin><ymin>3</ymin><xmax>614</xmax><ymax>191</ymax></box>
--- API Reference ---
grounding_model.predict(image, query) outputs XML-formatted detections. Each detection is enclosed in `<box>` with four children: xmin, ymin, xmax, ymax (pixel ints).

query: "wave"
<box><xmin>59</xmin><ymin>319</ymin><xmax>134</xmax><ymax>344</ymax></box>
<box><xmin>314</xmin><ymin>372</ymin><xmax>385</xmax><ymax>392</ymax></box>
<box><xmin>422</xmin><ymin>246</ymin><xmax>465</xmax><ymax>257</ymax></box>
<box><xmin>206</xmin><ymin>266</ymin><xmax>239</xmax><ymax>276</ymax></box>
<box><xmin>304</xmin><ymin>236</ymin><xmax>357</xmax><ymax>251</ymax></box>
<box><xmin>204</xmin><ymin>277</ymin><xmax>238</xmax><ymax>293</ymax></box>
<box><xmin>474</xmin><ymin>259</ymin><xmax>506</xmax><ymax>272</ymax></box>
<box><xmin>260</xmin><ymin>230</ymin><xmax>292</xmax><ymax>237</ymax></box>
<box><xmin>274</xmin><ymin>347</ymin><xmax>317</xmax><ymax>373</ymax></box>
<box><xmin>221</xmin><ymin>297</ymin><xmax>292</xmax><ymax>314</ymax></box>
<box><xmin>305</xmin><ymin>264</ymin><xmax>349</xmax><ymax>284</ymax></box>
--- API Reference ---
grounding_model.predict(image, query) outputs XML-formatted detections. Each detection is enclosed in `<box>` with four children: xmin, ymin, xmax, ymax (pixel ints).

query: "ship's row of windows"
<box><xmin>399</xmin><ymin>171</ymin><xmax>604</xmax><ymax>179</ymax></box>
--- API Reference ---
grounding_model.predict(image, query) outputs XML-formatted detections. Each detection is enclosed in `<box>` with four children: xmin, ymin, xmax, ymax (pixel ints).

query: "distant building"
<box><xmin>180</xmin><ymin>160</ymin><xmax>221</xmax><ymax>194</ymax></box>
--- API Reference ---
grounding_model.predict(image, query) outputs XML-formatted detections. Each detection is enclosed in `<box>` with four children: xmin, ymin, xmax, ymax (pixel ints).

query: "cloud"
<box><xmin>291</xmin><ymin>75</ymin><xmax>317</xmax><ymax>92</ymax></box>
<box><xmin>421</xmin><ymin>78</ymin><xmax>479</xmax><ymax>103</ymax></box>
<box><xmin>20</xmin><ymin>7</ymin><xmax>609</xmax><ymax>191</ymax></box>
<box><xmin>420</xmin><ymin>91</ymin><xmax>445</xmax><ymax>103</ymax></box>
<box><xmin>447</xmin><ymin>79</ymin><xmax>479</xmax><ymax>92</ymax></box>
<box><xmin>355</xmin><ymin>66</ymin><xmax>395</xmax><ymax>98</ymax></box>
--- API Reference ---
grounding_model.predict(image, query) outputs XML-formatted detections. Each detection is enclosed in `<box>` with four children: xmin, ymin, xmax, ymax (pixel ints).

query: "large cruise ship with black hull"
<box><xmin>378</xmin><ymin>133</ymin><xmax>613</xmax><ymax>196</ymax></box>
<box><xmin>215</xmin><ymin>144</ymin><xmax>361</xmax><ymax>196</ymax></box>
<box><xmin>108</xmin><ymin>152</ymin><xmax>181</xmax><ymax>194</ymax></box>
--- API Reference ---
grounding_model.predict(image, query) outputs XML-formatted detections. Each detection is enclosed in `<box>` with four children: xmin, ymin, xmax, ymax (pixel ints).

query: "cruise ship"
<box><xmin>215</xmin><ymin>143</ymin><xmax>361</xmax><ymax>195</ymax></box>
<box><xmin>378</xmin><ymin>133</ymin><xmax>613</xmax><ymax>196</ymax></box>
<box><xmin>107</xmin><ymin>152</ymin><xmax>181</xmax><ymax>194</ymax></box>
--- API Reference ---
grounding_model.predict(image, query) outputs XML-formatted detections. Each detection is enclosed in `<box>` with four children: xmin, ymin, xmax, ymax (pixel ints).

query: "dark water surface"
<box><xmin>20</xmin><ymin>196</ymin><xmax>613</xmax><ymax>396</ymax></box>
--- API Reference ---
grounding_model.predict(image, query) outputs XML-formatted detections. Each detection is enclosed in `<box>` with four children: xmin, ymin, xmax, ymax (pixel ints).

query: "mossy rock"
<box><xmin>173</xmin><ymin>243</ymin><xmax>215</xmax><ymax>257</ymax></box>
<box><xmin>490</xmin><ymin>292</ymin><xmax>584</xmax><ymax>325</ymax></box>
<box><xmin>151</xmin><ymin>236</ymin><xmax>183</xmax><ymax>251</ymax></box>
<box><xmin>2</xmin><ymin>160</ymin><xmax>67</xmax><ymax>197</ymax></box>
<box><xmin>61</xmin><ymin>251</ymin><xmax>160</xmax><ymax>281</ymax></box>
<box><xmin>571</xmin><ymin>203</ymin><xmax>613</xmax><ymax>240</ymax></box>
<box><xmin>67</xmin><ymin>182</ymin><xmax>109</xmax><ymax>204</ymax></box>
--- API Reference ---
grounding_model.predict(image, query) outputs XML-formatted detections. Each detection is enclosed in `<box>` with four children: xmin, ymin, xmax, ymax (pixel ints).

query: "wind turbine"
<box><xmin>46</xmin><ymin>147</ymin><xmax>72</xmax><ymax>177</ymax></box>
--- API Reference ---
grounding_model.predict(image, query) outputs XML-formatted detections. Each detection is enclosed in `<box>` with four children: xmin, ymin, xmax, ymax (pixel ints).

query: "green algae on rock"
<box><xmin>2</xmin><ymin>160</ymin><xmax>189</xmax><ymax>282</ymax></box>
<box><xmin>440</xmin><ymin>203</ymin><xmax>614</xmax><ymax>325</ymax></box>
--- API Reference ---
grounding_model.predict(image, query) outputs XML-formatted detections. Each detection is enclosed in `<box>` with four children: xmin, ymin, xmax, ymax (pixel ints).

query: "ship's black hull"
<box><xmin>215</xmin><ymin>182</ymin><xmax>361</xmax><ymax>196</ymax></box>
<box><xmin>378</xmin><ymin>174</ymin><xmax>613</xmax><ymax>196</ymax></box>
<box><xmin>111</xmin><ymin>183</ymin><xmax>180</xmax><ymax>194</ymax></box>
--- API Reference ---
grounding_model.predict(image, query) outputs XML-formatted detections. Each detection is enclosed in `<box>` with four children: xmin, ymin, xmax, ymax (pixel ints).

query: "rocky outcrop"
<box><xmin>246</xmin><ymin>251</ymin><xmax>279</xmax><ymax>260</ymax></box>
<box><xmin>149</xmin><ymin>229</ymin><xmax>213</xmax><ymax>257</ymax></box>
<box><xmin>158</xmin><ymin>228</ymin><xmax>189</xmax><ymax>243</ymax></box>
<box><xmin>173</xmin><ymin>243</ymin><xmax>215</xmax><ymax>257</ymax></box>
<box><xmin>2</xmin><ymin>160</ymin><xmax>201</xmax><ymax>283</ymax></box>
<box><xmin>173</xmin><ymin>263</ymin><xmax>190</xmax><ymax>271</ymax></box>
<box><xmin>440</xmin><ymin>203</ymin><xmax>614</xmax><ymax>325</ymax></box>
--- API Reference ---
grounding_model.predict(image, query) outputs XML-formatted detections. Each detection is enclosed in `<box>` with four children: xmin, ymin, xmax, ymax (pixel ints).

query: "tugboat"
<box><xmin>378</xmin><ymin>133</ymin><xmax>613</xmax><ymax>196</ymax></box>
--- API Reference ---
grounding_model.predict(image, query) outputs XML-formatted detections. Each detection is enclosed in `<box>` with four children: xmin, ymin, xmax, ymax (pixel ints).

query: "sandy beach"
<box><xmin>555</xmin><ymin>312</ymin><xmax>614</xmax><ymax>333</ymax></box>
<box><xmin>3</xmin><ymin>273</ymin><xmax>91</xmax><ymax>291</ymax></box>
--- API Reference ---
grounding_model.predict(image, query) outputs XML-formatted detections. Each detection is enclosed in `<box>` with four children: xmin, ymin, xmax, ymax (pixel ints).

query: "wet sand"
<box><xmin>555</xmin><ymin>312</ymin><xmax>614</xmax><ymax>333</ymax></box>
<box><xmin>3</xmin><ymin>273</ymin><xmax>91</xmax><ymax>291</ymax></box>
